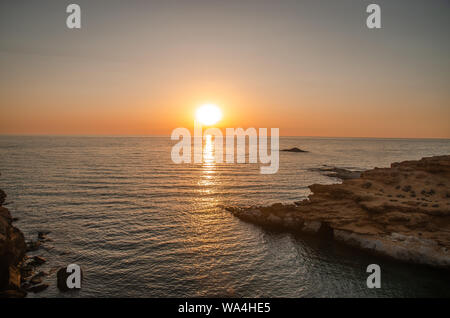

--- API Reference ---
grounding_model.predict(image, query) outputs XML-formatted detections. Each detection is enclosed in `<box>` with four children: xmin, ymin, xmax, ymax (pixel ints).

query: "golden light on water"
<box><xmin>198</xmin><ymin>134</ymin><xmax>217</xmax><ymax>190</ymax></box>
<box><xmin>195</xmin><ymin>104</ymin><xmax>222</xmax><ymax>196</ymax></box>
<box><xmin>203</xmin><ymin>134</ymin><xmax>215</xmax><ymax>167</ymax></box>
<box><xmin>195</xmin><ymin>103</ymin><xmax>222</xmax><ymax>126</ymax></box>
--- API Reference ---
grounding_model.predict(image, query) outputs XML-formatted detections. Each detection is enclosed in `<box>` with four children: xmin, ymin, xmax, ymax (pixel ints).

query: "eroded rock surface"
<box><xmin>0</xmin><ymin>189</ymin><xmax>27</xmax><ymax>297</ymax></box>
<box><xmin>226</xmin><ymin>155</ymin><xmax>450</xmax><ymax>268</ymax></box>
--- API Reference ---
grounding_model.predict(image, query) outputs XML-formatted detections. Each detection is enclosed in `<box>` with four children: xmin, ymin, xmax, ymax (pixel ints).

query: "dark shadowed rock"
<box><xmin>281</xmin><ymin>147</ymin><xmax>308</xmax><ymax>153</ymax></box>
<box><xmin>0</xmin><ymin>197</ymin><xmax>27</xmax><ymax>297</ymax></box>
<box><xmin>29</xmin><ymin>271</ymin><xmax>47</xmax><ymax>285</ymax></box>
<box><xmin>20</xmin><ymin>266</ymin><xmax>34</xmax><ymax>281</ymax></box>
<box><xmin>30</xmin><ymin>256</ymin><xmax>46</xmax><ymax>266</ymax></box>
<box><xmin>28</xmin><ymin>283</ymin><xmax>49</xmax><ymax>293</ymax></box>
<box><xmin>0</xmin><ymin>288</ymin><xmax>27</xmax><ymax>298</ymax></box>
<box><xmin>30</xmin><ymin>275</ymin><xmax>43</xmax><ymax>285</ymax></box>
<box><xmin>38</xmin><ymin>231</ymin><xmax>51</xmax><ymax>241</ymax></box>
<box><xmin>26</xmin><ymin>240</ymin><xmax>41</xmax><ymax>252</ymax></box>
<box><xmin>0</xmin><ymin>189</ymin><xmax>6</xmax><ymax>206</ymax></box>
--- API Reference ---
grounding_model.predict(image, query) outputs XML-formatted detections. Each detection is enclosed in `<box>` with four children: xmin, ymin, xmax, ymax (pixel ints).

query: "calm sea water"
<box><xmin>1</xmin><ymin>136</ymin><xmax>449</xmax><ymax>298</ymax></box>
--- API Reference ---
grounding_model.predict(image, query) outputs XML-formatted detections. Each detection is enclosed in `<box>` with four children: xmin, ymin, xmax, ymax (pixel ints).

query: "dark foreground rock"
<box><xmin>0</xmin><ymin>189</ymin><xmax>27</xmax><ymax>297</ymax></box>
<box><xmin>28</xmin><ymin>283</ymin><xmax>49</xmax><ymax>293</ymax></box>
<box><xmin>0</xmin><ymin>189</ymin><xmax>6</xmax><ymax>206</ymax></box>
<box><xmin>226</xmin><ymin>155</ymin><xmax>450</xmax><ymax>269</ymax></box>
<box><xmin>30</xmin><ymin>256</ymin><xmax>46</xmax><ymax>266</ymax></box>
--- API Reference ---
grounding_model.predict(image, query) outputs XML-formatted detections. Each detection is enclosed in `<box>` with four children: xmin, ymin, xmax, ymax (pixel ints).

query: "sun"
<box><xmin>195</xmin><ymin>103</ymin><xmax>222</xmax><ymax>126</ymax></box>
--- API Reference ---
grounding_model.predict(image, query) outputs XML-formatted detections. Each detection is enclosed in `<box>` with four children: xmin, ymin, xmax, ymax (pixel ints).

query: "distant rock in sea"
<box><xmin>281</xmin><ymin>147</ymin><xmax>308</xmax><ymax>153</ymax></box>
<box><xmin>225</xmin><ymin>155</ymin><xmax>450</xmax><ymax>269</ymax></box>
<box><xmin>310</xmin><ymin>166</ymin><xmax>363</xmax><ymax>180</ymax></box>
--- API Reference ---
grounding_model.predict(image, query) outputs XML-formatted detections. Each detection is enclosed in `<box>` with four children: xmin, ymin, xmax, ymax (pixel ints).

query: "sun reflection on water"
<box><xmin>203</xmin><ymin>134</ymin><xmax>215</xmax><ymax>170</ymax></box>
<box><xmin>198</xmin><ymin>134</ymin><xmax>219</xmax><ymax>194</ymax></box>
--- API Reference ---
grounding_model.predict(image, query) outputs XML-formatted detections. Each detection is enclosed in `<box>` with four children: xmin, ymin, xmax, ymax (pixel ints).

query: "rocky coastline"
<box><xmin>0</xmin><ymin>184</ymin><xmax>54</xmax><ymax>297</ymax></box>
<box><xmin>0</xmin><ymin>188</ymin><xmax>27</xmax><ymax>297</ymax></box>
<box><xmin>226</xmin><ymin>155</ymin><xmax>450</xmax><ymax>269</ymax></box>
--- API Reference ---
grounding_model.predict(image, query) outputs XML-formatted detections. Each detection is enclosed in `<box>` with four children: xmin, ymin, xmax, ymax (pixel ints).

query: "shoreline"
<box><xmin>2</xmin><ymin>155</ymin><xmax>449</xmax><ymax>298</ymax></box>
<box><xmin>226</xmin><ymin>155</ymin><xmax>450</xmax><ymax>269</ymax></box>
<box><xmin>0</xmin><ymin>185</ymin><xmax>52</xmax><ymax>297</ymax></box>
<box><xmin>0</xmin><ymin>187</ymin><xmax>27</xmax><ymax>297</ymax></box>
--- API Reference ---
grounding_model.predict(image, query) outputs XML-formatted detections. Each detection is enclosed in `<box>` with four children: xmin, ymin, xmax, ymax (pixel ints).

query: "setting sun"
<box><xmin>195</xmin><ymin>104</ymin><xmax>223</xmax><ymax>126</ymax></box>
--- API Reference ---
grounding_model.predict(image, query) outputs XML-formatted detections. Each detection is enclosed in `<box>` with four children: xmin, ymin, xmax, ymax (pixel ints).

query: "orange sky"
<box><xmin>1</xmin><ymin>1</ymin><xmax>449</xmax><ymax>138</ymax></box>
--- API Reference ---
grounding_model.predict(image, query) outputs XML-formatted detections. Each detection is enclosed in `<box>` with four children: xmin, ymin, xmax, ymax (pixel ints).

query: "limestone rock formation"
<box><xmin>226</xmin><ymin>155</ymin><xmax>450</xmax><ymax>268</ymax></box>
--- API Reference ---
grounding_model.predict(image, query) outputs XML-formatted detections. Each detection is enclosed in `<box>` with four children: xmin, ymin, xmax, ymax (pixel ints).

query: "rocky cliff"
<box><xmin>0</xmin><ymin>188</ymin><xmax>27</xmax><ymax>297</ymax></box>
<box><xmin>226</xmin><ymin>155</ymin><xmax>450</xmax><ymax>268</ymax></box>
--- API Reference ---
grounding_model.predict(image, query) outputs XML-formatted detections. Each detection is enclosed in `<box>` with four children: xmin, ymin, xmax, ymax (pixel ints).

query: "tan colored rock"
<box><xmin>227</xmin><ymin>155</ymin><xmax>450</xmax><ymax>269</ymax></box>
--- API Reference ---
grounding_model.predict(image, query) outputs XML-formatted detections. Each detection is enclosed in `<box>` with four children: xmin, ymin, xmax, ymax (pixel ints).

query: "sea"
<box><xmin>0</xmin><ymin>135</ymin><xmax>449</xmax><ymax>297</ymax></box>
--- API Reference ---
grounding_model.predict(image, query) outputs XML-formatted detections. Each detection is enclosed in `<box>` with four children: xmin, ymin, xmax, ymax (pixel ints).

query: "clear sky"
<box><xmin>1</xmin><ymin>0</ymin><xmax>449</xmax><ymax>137</ymax></box>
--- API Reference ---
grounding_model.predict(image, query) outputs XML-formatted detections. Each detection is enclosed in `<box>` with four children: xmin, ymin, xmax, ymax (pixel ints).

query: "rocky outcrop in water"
<box><xmin>0</xmin><ymin>187</ymin><xmax>54</xmax><ymax>297</ymax></box>
<box><xmin>226</xmin><ymin>155</ymin><xmax>450</xmax><ymax>269</ymax></box>
<box><xmin>0</xmin><ymin>188</ymin><xmax>27</xmax><ymax>297</ymax></box>
<box><xmin>309</xmin><ymin>166</ymin><xmax>363</xmax><ymax>180</ymax></box>
<box><xmin>281</xmin><ymin>147</ymin><xmax>308</xmax><ymax>153</ymax></box>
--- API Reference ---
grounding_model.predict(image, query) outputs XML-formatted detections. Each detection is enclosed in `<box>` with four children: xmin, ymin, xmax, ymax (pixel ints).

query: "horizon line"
<box><xmin>1</xmin><ymin>133</ymin><xmax>449</xmax><ymax>140</ymax></box>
